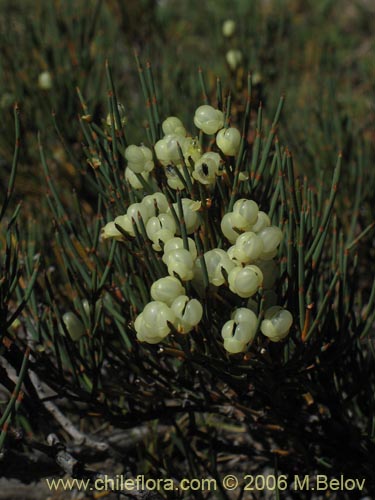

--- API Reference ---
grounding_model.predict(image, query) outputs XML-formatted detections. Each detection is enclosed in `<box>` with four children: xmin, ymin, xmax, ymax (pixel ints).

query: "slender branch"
<box><xmin>29</xmin><ymin>370</ymin><xmax>108</xmax><ymax>452</ymax></box>
<box><xmin>47</xmin><ymin>434</ymin><xmax>164</xmax><ymax>499</ymax></box>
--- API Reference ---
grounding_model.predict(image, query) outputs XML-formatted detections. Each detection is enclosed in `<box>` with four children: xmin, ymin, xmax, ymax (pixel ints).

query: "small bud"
<box><xmin>101</xmin><ymin>221</ymin><xmax>123</xmax><ymax>241</ymax></box>
<box><xmin>203</xmin><ymin>248</ymin><xmax>235</xmax><ymax>286</ymax></box>
<box><xmin>141</xmin><ymin>193</ymin><xmax>169</xmax><ymax>218</ymax></box>
<box><xmin>226</xmin><ymin>49</ymin><xmax>243</xmax><ymax>71</ymax></box>
<box><xmin>155</xmin><ymin>134</ymin><xmax>185</xmax><ymax>166</ymax></box>
<box><xmin>194</xmin><ymin>105</ymin><xmax>224</xmax><ymax>135</ymax></box>
<box><xmin>135</xmin><ymin>301</ymin><xmax>176</xmax><ymax>344</ymax></box>
<box><xmin>222</xmin><ymin>19</ymin><xmax>236</xmax><ymax>37</ymax></box>
<box><xmin>171</xmin><ymin>295</ymin><xmax>203</xmax><ymax>333</ymax></box>
<box><xmin>228</xmin><ymin>265</ymin><xmax>263</xmax><ymax>298</ymax></box>
<box><xmin>168</xmin><ymin>198</ymin><xmax>201</xmax><ymax>234</ymax></box>
<box><xmin>221</xmin><ymin>307</ymin><xmax>257</xmax><ymax>353</ymax></box>
<box><xmin>146</xmin><ymin>214</ymin><xmax>176</xmax><ymax>242</ymax></box>
<box><xmin>125</xmin><ymin>144</ymin><xmax>154</xmax><ymax>173</ymax></box>
<box><xmin>192</xmin><ymin>152</ymin><xmax>222</xmax><ymax>185</ymax></box>
<box><xmin>232</xmin><ymin>232</ymin><xmax>264</xmax><ymax>263</ymax></box>
<box><xmin>115</xmin><ymin>203</ymin><xmax>149</xmax><ymax>237</ymax></box>
<box><xmin>180</xmin><ymin>136</ymin><xmax>202</xmax><ymax>163</ymax></box>
<box><xmin>221</xmin><ymin>212</ymin><xmax>246</xmax><ymax>244</ymax></box>
<box><xmin>233</xmin><ymin>199</ymin><xmax>259</xmax><ymax>228</ymax></box>
<box><xmin>38</xmin><ymin>71</ymin><xmax>52</xmax><ymax>90</ymax></box>
<box><xmin>164</xmin><ymin>248</ymin><xmax>195</xmax><ymax>281</ymax></box>
<box><xmin>114</xmin><ymin>215</ymin><xmax>134</xmax><ymax>236</ymax></box>
<box><xmin>162</xmin><ymin>116</ymin><xmax>186</xmax><ymax>136</ymax></box>
<box><xmin>150</xmin><ymin>229</ymin><xmax>175</xmax><ymax>251</ymax></box>
<box><xmin>163</xmin><ymin>237</ymin><xmax>197</xmax><ymax>261</ymax></box>
<box><xmin>261</xmin><ymin>306</ymin><xmax>293</xmax><ymax>341</ymax></box>
<box><xmin>151</xmin><ymin>277</ymin><xmax>186</xmax><ymax>306</ymax></box>
<box><xmin>62</xmin><ymin>312</ymin><xmax>85</xmax><ymax>341</ymax></box>
<box><xmin>127</xmin><ymin>203</ymin><xmax>149</xmax><ymax>225</ymax></box>
<box><xmin>258</xmin><ymin>226</ymin><xmax>283</xmax><ymax>256</ymax></box>
<box><xmin>216</xmin><ymin>127</ymin><xmax>241</xmax><ymax>156</ymax></box>
<box><xmin>232</xmin><ymin>308</ymin><xmax>257</xmax><ymax>333</ymax></box>
<box><xmin>135</xmin><ymin>313</ymin><xmax>164</xmax><ymax>344</ymax></box>
<box><xmin>141</xmin><ymin>301</ymin><xmax>176</xmax><ymax>339</ymax></box>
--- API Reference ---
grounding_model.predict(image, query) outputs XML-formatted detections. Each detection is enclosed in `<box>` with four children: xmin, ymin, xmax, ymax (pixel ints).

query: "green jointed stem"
<box><xmin>194</xmin><ymin>232</ymin><xmax>209</xmax><ymax>290</ymax></box>
<box><xmin>7</xmin><ymin>260</ymin><xmax>40</xmax><ymax>328</ymax></box>
<box><xmin>198</xmin><ymin>67</ymin><xmax>209</xmax><ymax>104</ymax></box>
<box><xmin>0</xmin><ymin>104</ymin><xmax>20</xmax><ymax>220</ymax></box>
<box><xmin>146</xmin><ymin>61</ymin><xmax>161</xmax><ymax>140</ymax></box>
<box><xmin>134</xmin><ymin>52</ymin><xmax>156</xmax><ymax>143</ymax></box>
<box><xmin>98</xmin><ymin>240</ymin><xmax>116</xmax><ymax>290</ymax></box>
<box><xmin>216</xmin><ymin>77</ymin><xmax>223</xmax><ymax>110</ymax></box>
<box><xmin>105</xmin><ymin>60</ymin><xmax>127</xmax><ymax>147</ymax></box>
<box><xmin>253</xmin><ymin>96</ymin><xmax>284</xmax><ymax>189</ymax></box>
<box><xmin>306</xmin><ymin>154</ymin><xmax>342</xmax><ymax>263</ymax></box>
<box><xmin>0</xmin><ymin>347</ymin><xmax>29</xmax><ymax>428</ymax></box>
<box><xmin>176</xmin><ymin>191</ymin><xmax>189</xmax><ymax>252</ymax></box>
<box><xmin>224</xmin><ymin>93</ymin><xmax>231</xmax><ymax>128</ymax></box>
<box><xmin>298</xmin><ymin>205</ymin><xmax>306</xmax><ymax>332</ymax></box>
<box><xmin>249</xmin><ymin>104</ymin><xmax>262</xmax><ymax>180</ymax></box>
<box><xmin>305</xmin><ymin>271</ymin><xmax>340</xmax><ymax>341</ymax></box>
<box><xmin>286</xmin><ymin>152</ymin><xmax>300</xmax><ymax>226</ymax></box>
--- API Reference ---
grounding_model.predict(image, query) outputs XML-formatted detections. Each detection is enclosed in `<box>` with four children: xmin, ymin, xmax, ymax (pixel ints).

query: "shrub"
<box><xmin>1</xmin><ymin>59</ymin><xmax>373</xmax><ymax>497</ymax></box>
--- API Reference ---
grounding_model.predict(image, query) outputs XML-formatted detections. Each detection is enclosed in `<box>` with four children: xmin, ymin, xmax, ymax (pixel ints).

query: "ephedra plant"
<box><xmin>2</xmin><ymin>58</ymin><xmax>375</xmax><ymax>496</ymax></box>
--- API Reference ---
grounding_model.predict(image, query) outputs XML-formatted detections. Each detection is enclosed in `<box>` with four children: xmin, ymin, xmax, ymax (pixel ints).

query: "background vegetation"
<box><xmin>0</xmin><ymin>0</ymin><xmax>374</xmax><ymax>498</ymax></box>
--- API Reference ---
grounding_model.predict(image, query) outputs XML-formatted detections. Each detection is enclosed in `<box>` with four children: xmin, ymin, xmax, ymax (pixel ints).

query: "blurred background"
<box><xmin>0</xmin><ymin>2</ymin><xmax>375</xmax><ymax>496</ymax></box>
